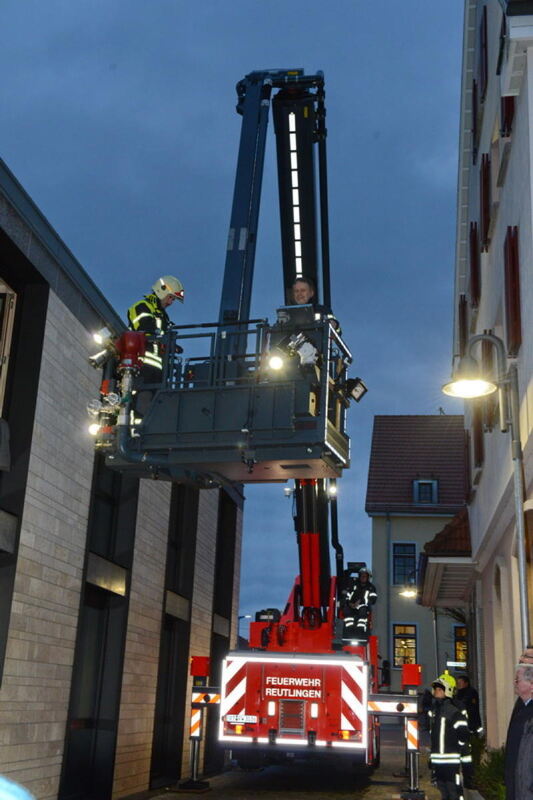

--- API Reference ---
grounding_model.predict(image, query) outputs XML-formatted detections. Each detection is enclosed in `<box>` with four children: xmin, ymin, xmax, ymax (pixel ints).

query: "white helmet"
<box><xmin>432</xmin><ymin>673</ymin><xmax>455</xmax><ymax>698</ymax></box>
<box><xmin>153</xmin><ymin>275</ymin><xmax>184</xmax><ymax>303</ymax></box>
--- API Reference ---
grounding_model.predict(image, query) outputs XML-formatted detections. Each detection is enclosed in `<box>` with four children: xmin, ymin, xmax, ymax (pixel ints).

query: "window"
<box><xmin>393</xmin><ymin>543</ymin><xmax>416</xmax><ymax>586</ymax></box>
<box><xmin>504</xmin><ymin>226</ymin><xmax>521</xmax><ymax>356</ymax></box>
<box><xmin>413</xmin><ymin>479</ymin><xmax>438</xmax><ymax>505</ymax></box>
<box><xmin>454</xmin><ymin>625</ymin><xmax>468</xmax><ymax>664</ymax></box>
<box><xmin>393</xmin><ymin>624</ymin><xmax>417</xmax><ymax>667</ymax></box>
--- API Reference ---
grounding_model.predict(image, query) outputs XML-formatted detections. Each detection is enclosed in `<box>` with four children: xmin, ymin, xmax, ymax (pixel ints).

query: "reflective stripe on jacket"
<box><xmin>127</xmin><ymin>293</ymin><xmax>170</xmax><ymax>370</ymax></box>
<box><xmin>428</xmin><ymin>698</ymin><xmax>471</xmax><ymax>767</ymax></box>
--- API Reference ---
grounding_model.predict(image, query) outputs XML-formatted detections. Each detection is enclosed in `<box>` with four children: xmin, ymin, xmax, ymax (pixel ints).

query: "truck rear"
<box><xmin>218</xmin><ymin>651</ymin><xmax>379</xmax><ymax>767</ymax></box>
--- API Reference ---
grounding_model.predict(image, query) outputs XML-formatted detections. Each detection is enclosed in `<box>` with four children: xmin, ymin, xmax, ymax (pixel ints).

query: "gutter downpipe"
<box><xmin>386</xmin><ymin>513</ymin><xmax>391</xmax><ymax>669</ymax></box>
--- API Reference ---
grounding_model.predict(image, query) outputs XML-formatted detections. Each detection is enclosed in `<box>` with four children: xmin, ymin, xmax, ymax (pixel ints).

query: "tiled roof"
<box><xmin>365</xmin><ymin>415</ymin><xmax>466</xmax><ymax>514</ymax></box>
<box><xmin>424</xmin><ymin>508</ymin><xmax>471</xmax><ymax>556</ymax></box>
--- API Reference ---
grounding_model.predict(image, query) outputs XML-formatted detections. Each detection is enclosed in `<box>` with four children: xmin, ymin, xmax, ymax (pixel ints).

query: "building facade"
<box><xmin>447</xmin><ymin>0</ymin><xmax>533</xmax><ymax>746</ymax></box>
<box><xmin>0</xmin><ymin>158</ymin><xmax>243</xmax><ymax>799</ymax></box>
<box><xmin>366</xmin><ymin>415</ymin><xmax>467</xmax><ymax>693</ymax></box>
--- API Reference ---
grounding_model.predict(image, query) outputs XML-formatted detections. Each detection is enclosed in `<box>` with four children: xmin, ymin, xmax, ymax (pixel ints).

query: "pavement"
<box><xmin>124</xmin><ymin>726</ymin><xmax>448</xmax><ymax>800</ymax></box>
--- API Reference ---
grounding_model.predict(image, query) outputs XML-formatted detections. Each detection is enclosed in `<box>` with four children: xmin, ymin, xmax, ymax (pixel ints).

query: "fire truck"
<box><xmin>88</xmin><ymin>69</ymin><xmax>423</xmax><ymax>793</ymax></box>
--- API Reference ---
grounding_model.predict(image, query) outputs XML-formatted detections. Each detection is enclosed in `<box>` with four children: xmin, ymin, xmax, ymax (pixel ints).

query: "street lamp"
<box><xmin>238</xmin><ymin>614</ymin><xmax>251</xmax><ymax>639</ymax></box>
<box><xmin>442</xmin><ymin>332</ymin><xmax>530</xmax><ymax>649</ymax></box>
<box><xmin>398</xmin><ymin>569</ymin><xmax>440</xmax><ymax>677</ymax></box>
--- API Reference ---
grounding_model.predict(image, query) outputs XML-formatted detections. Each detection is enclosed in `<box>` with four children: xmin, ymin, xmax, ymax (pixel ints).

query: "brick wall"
<box><xmin>0</xmin><ymin>290</ymin><xmax>100</xmax><ymax>799</ymax></box>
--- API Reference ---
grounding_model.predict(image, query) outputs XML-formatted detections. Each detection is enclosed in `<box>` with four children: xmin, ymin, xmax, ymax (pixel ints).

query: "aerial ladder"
<box><xmin>87</xmin><ymin>69</ymin><xmax>424</xmax><ymax>797</ymax></box>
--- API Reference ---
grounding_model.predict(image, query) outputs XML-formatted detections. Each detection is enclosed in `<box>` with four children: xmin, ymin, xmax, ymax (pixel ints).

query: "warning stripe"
<box><xmin>220</xmin><ymin>675</ymin><xmax>247</xmax><ymax>718</ymax></box>
<box><xmin>192</xmin><ymin>692</ymin><xmax>221</xmax><ymax>705</ymax></box>
<box><xmin>406</xmin><ymin>718</ymin><xmax>419</xmax><ymax>751</ymax></box>
<box><xmin>341</xmin><ymin>664</ymin><xmax>364</xmax><ymax>704</ymax></box>
<box><xmin>341</xmin><ymin>677</ymin><xmax>365</xmax><ymax>730</ymax></box>
<box><xmin>190</xmin><ymin>708</ymin><xmax>202</xmax><ymax>739</ymax></box>
<box><xmin>368</xmin><ymin>700</ymin><xmax>418</xmax><ymax>713</ymax></box>
<box><xmin>223</xmin><ymin>659</ymin><xmax>247</xmax><ymax>696</ymax></box>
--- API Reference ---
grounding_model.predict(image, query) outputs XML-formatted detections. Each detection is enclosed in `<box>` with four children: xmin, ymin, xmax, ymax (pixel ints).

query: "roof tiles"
<box><xmin>365</xmin><ymin>415</ymin><xmax>466</xmax><ymax>515</ymax></box>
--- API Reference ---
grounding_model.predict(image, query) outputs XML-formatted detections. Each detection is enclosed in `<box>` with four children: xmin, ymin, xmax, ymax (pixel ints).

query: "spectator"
<box><xmin>504</xmin><ymin>663</ymin><xmax>533</xmax><ymax>800</ymax></box>
<box><xmin>455</xmin><ymin>674</ymin><xmax>483</xmax><ymax>736</ymax></box>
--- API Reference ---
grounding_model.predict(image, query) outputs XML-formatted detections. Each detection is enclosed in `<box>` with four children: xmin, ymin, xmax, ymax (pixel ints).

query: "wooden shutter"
<box><xmin>504</xmin><ymin>226</ymin><xmax>522</xmax><ymax>356</ymax></box>
<box><xmin>479</xmin><ymin>6</ymin><xmax>489</xmax><ymax>102</ymax></box>
<box><xmin>480</xmin><ymin>154</ymin><xmax>491</xmax><ymax>250</ymax></box>
<box><xmin>458</xmin><ymin>294</ymin><xmax>468</xmax><ymax>358</ymax></box>
<box><xmin>496</xmin><ymin>14</ymin><xmax>507</xmax><ymax>76</ymax></box>
<box><xmin>472</xmin><ymin>402</ymin><xmax>485</xmax><ymax>468</ymax></box>
<box><xmin>482</xmin><ymin>331</ymin><xmax>497</xmax><ymax>430</ymax></box>
<box><xmin>500</xmin><ymin>96</ymin><xmax>516</xmax><ymax>138</ymax></box>
<box><xmin>469</xmin><ymin>222</ymin><xmax>481</xmax><ymax>307</ymax></box>
<box><xmin>464</xmin><ymin>430</ymin><xmax>473</xmax><ymax>502</ymax></box>
<box><xmin>472</xmin><ymin>80</ymin><xmax>479</xmax><ymax>165</ymax></box>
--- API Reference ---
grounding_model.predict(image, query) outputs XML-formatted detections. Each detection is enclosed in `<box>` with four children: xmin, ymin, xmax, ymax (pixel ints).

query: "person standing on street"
<box><xmin>456</xmin><ymin>674</ymin><xmax>483</xmax><ymax>736</ymax></box>
<box><xmin>505</xmin><ymin>663</ymin><xmax>533</xmax><ymax>800</ymax></box>
<box><xmin>428</xmin><ymin>674</ymin><xmax>471</xmax><ymax>800</ymax></box>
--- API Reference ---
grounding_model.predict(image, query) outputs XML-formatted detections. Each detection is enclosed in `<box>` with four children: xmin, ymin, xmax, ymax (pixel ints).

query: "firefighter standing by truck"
<box><xmin>428</xmin><ymin>673</ymin><xmax>471</xmax><ymax>800</ymax></box>
<box><xmin>342</xmin><ymin>567</ymin><xmax>377</xmax><ymax>641</ymax></box>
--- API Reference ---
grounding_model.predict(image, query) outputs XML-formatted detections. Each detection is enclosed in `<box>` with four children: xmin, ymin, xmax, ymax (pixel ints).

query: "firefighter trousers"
<box><xmin>434</xmin><ymin>765</ymin><xmax>464</xmax><ymax>800</ymax></box>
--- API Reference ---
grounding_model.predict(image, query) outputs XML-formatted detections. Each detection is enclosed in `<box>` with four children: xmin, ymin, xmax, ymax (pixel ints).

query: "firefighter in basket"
<box><xmin>342</xmin><ymin>567</ymin><xmax>377</xmax><ymax>641</ymax></box>
<box><xmin>127</xmin><ymin>276</ymin><xmax>184</xmax><ymax>416</ymax></box>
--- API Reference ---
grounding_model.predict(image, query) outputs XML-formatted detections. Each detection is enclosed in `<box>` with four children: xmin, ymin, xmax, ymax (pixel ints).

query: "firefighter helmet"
<box><xmin>358</xmin><ymin>567</ymin><xmax>372</xmax><ymax>578</ymax></box>
<box><xmin>153</xmin><ymin>275</ymin><xmax>185</xmax><ymax>303</ymax></box>
<box><xmin>432</xmin><ymin>673</ymin><xmax>456</xmax><ymax>698</ymax></box>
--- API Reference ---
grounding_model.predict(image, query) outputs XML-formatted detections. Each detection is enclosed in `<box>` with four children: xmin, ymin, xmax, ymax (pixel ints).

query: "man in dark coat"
<box><xmin>456</xmin><ymin>674</ymin><xmax>483</xmax><ymax>736</ymax></box>
<box><xmin>505</xmin><ymin>663</ymin><xmax>533</xmax><ymax>800</ymax></box>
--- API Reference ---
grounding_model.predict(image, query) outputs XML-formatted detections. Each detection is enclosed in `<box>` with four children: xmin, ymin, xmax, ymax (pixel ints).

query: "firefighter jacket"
<box><xmin>345</xmin><ymin>579</ymin><xmax>377</xmax><ymax>608</ymax></box>
<box><xmin>127</xmin><ymin>293</ymin><xmax>171</xmax><ymax>371</ymax></box>
<box><xmin>428</xmin><ymin>697</ymin><xmax>471</xmax><ymax>768</ymax></box>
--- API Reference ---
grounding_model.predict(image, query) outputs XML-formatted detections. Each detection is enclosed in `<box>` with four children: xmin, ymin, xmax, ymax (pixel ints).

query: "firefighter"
<box><xmin>428</xmin><ymin>673</ymin><xmax>471</xmax><ymax>800</ymax></box>
<box><xmin>127</xmin><ymin>276</ymin><xmax>184</xmax><ymax>417</ymax></box>
<box><xmin>127</xmin><ymin>275</ymin><xmax>185</xmax><ymax>380</ymax></box>
<box><xmin>342</xmin><ymin>567</ymin><xmax>377</xmax><ymax>641</ymax></box>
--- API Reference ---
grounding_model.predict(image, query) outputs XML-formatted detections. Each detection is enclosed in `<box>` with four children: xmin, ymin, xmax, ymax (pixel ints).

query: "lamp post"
<box><xmin>442</xmin><ymin>332</ymin><xmax>530</xmax><ymax>650</ymax></box>
<box><xmin>398</xmin><ymin>570</ymin><xmax>440</xmax><ymax>676</ymax></box>
<box><xmin>238</xmin><ymin>614</ymin><xmax>251</xmax><ymax>640</ymax></box>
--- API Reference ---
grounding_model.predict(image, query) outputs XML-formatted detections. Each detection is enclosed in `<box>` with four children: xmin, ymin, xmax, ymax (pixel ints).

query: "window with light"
<box><xmin>393</xmin><ymin>624</ymin><xmax>417</xmax><ymax>667</ymax></box>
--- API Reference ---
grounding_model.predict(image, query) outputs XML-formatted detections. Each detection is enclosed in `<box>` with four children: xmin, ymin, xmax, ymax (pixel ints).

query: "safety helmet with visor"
<box><xmin>432</xmin><ymin>673</ymin><xmax>456</xmax><ymax>698</ymax></box>
<box><xmin>153</xmin><ymin>275</ymin><xmax>185</xmax><ymax>303</ymax></box>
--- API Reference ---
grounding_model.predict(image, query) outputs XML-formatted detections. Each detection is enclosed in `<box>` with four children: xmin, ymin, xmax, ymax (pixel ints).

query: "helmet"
<box><xmin>432</xmin><ymin>673</ymin><xmax>456</xmax><ymax>698</ymax></box>
<box><xmin>358</xmin><ymin>567</ymin><xmax>372</xmax><ymax>578</ymax></box>
<box><xmin>153</xmin><ymin>275</ymin><xmax>184</xmax><ymax>303</ymax></box>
